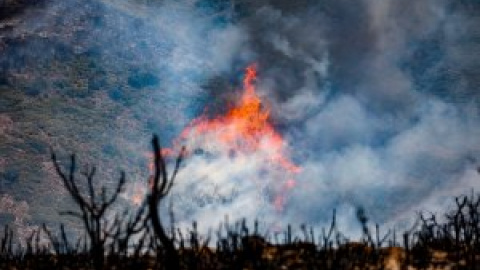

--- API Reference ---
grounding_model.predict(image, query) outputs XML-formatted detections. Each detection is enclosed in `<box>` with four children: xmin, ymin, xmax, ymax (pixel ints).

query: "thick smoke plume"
<box><xmin>159</xmin><ymin>0</ymin><xmax>480</xmax><ymax>234</ymax></box>
<box><xmin>1</xmin><ymin>0</ymin><xmax>480</xmax><ymax>238</ymax></box>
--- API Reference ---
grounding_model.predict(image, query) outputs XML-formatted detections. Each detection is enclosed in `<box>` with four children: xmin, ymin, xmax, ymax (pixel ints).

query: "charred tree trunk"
<box><xmin>148</xmin><ymin>135</ymin><xmax>185</xmax><ymax>270</ymax></box>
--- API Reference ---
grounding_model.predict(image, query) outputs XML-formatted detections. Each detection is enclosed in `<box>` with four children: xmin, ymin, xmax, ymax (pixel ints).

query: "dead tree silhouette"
<box><xmin>51</xmin><ymin>152</ymin><xmax>126</xmax><ymax>270</ymax></box>
<box><xmin>148</xmin><ymin>135</ymin><xmax>185</xmax><ymax>270</ymax></box>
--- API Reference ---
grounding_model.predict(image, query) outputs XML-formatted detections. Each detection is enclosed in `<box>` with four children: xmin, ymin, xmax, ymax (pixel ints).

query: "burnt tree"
<box><xmin>148</xmin><ymin>135</ymin><xmax>185</xmax><ymax>270</ymax></box>
<box><xmin>51</xmin><ymin>152</ymin><xmax>125</xmax><ymax>270</ymax></box>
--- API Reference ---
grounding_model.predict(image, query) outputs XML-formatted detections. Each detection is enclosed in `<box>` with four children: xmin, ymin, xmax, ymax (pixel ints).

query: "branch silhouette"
<box><xmin>148</xmin><ymin>134</ymin><xmax>185</xmax><ymax>270</ymax></box>
<box><xmin>51</xmin><ymin>151</ymin><xmax>126</xmax><ymax>269</ymax></box>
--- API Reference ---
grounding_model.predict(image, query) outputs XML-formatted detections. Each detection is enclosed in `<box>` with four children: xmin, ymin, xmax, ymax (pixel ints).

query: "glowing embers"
<box><xmin>166</xmin><ymin>64</ymin><xmax>300</xmax><ymax>211</ymax></box>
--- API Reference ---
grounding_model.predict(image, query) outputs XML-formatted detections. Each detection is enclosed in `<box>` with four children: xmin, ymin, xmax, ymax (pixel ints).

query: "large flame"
<box><xmin>160</xmin><ymin>64</ymin><xmax>300</xmax><ymax>211</ymax></box>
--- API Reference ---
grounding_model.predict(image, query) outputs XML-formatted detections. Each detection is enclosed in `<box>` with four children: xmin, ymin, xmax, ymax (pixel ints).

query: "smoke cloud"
<box><xmin>1</xmin><ymin>0</ymin><xmax>480</xmax><ymax>238</ymax></box>
<box><xmin>163</xmin><ymin>0</ymin><xmax>480</xmax><ymax>234</ymax></box>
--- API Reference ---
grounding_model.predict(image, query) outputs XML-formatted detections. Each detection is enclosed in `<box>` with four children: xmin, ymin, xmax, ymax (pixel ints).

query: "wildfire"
<box><xmin>151</xmin><ymin>64</ymin><xmax>300</xmax><ymax>211</ymax></box>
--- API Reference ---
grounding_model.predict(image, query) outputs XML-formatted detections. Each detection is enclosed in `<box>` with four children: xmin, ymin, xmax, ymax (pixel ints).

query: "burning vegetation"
<box><xmin>1</xmin><ymin>134</ymin><xmax>480</xmax><ymax>269</ymax></box>
<box><xmin>159</xmin><ymin>64</ymin><xmax>300</xmax><ymax>211</ymax></box>
<box><xmin>2</xmin><ymin>67</ymin><xmax>480</xmax><ymax>269</ymax></box>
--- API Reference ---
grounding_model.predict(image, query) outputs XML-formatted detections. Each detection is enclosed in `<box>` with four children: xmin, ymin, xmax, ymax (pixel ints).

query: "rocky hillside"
<box><xmin>0</xmin><ymin>0</ymin><xmax>173</xmax><ymax>236</ymax></box>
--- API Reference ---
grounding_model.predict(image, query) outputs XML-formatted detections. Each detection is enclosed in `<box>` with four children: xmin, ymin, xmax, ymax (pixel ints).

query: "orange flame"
<box><xmin>157</xmin><ymin>64</ymin><xmax>300</xmax><ymax>210</ymax></box>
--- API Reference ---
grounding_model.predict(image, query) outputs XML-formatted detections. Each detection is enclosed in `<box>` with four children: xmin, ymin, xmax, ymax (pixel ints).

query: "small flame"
<box><xmin>153</xmin><ymin>64</ymin><xmax>300</xmax><ymax>211</ymax></box>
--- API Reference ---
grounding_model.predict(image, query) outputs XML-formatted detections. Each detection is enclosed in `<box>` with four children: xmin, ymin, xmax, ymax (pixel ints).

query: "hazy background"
<box><xmin>1</xmin><ymin>0</ymin><xmax>480</xmax><ymax>239</ymax></box>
